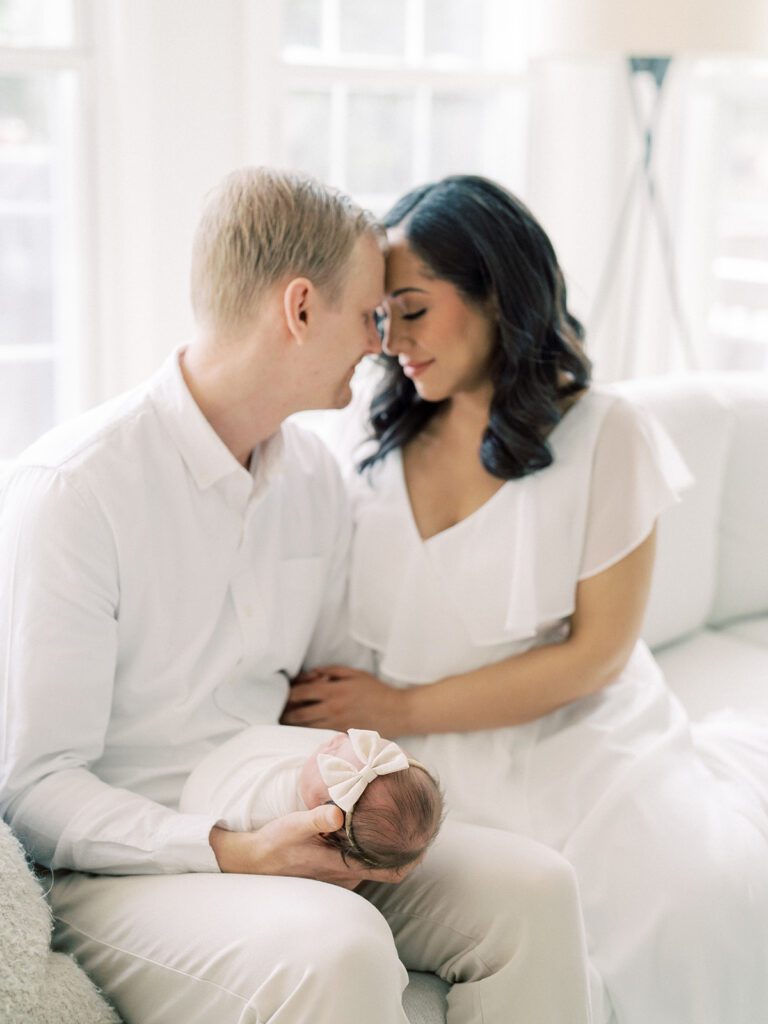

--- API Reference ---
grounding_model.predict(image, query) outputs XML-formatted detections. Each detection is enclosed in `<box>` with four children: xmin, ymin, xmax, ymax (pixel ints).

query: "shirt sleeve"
<box><xmin>0</xmin><ymin>465</ymin><xmax>221</xmax><ymax>874</ymax></box>
<box><xmin>579</xmin><ymin>396</ymin><xmax>694</xmax><ymax>580</ymax></box>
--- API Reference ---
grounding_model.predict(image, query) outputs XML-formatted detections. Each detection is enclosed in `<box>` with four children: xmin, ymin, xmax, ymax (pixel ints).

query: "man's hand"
<box><xmin>280</xmin><ymin>666</ymin><xmax>410</xmax><ymax>735</ymax></box>
<box><xmin>209</xmin><ymin>805</ymin><xmax>417</xmax><ymax>888</ymax></box>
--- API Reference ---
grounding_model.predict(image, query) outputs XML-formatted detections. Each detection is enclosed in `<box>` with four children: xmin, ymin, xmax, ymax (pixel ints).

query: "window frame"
<box><xmin>247</xmin><ymin>0</ymin><xmax>529</xmax><ymax>212</ymax></box>
<box><xmin>0</xmin><ymin>0</ymin><xmax>96</xmax><ymax>458</ymax></box>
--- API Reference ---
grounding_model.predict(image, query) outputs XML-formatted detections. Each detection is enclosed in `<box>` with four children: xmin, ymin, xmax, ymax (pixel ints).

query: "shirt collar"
<box><xmin>148</xmin><ymin>346</ymin><xmax>285</xmax><ymax>496</ymax></box>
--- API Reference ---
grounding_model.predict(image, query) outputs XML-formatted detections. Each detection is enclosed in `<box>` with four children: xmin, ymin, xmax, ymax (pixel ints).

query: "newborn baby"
<box><xmin>180</xmin><ymin>725</ymin><xmax>443</xmax><ymax>869</ymax></box>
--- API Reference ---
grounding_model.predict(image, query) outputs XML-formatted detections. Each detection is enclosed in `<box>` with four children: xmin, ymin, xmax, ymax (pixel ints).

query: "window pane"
<box><xmin>0</xmin><ymin>0</ymin><xmax>75</xmax><ymax>47</ymax></box>
<box><xmin>0</xmin><ymin>74</ymin><xmax>50</xmax><ymax>145</ymax></box>
<box><xmin>709</xmin><ymin>95</ymin><xmax>768</xmax><ymax>371</ymax></box>
<box><xmin>0</xmin><ymin>68</ymin><xmax>83</xmax><ymax>454</ymax></box>
<box><xmin>0</xmin><ymin>215</ymin><xmax>53</xmax><ymax>345</ymax></box>
<box><xmin>430</xmin><ymin>94</ymin><xmax>486</xmax><ymax>178</ymax></box>
<box><xmin>0</xmin><ymin>146</ymin><xmax>50</xmax><ymax>202</ymax></box>
<box><xmin>282</xmin><ymin>91</ymin><xmax>331</xmax><ymax>181</ymax></box>
<box><xmin>0</xmin><ymin>359</ymin><xmax>54</xmax><ymax>456</ymax></box>
<box><xmin>347</xmin><ymin>93</ymin><xmax>413</xmax><ymax>193</ymax></box>
<box><xmin>424</xmin><ymin>0</ymin><xmax>483</xmax><ymax>64</ymax></box>
<box><xmin>339</xmin><ymin>0</ymin><xmax>406</xmax><ymax>57</ymax></box>
<box><xmin>0</xmin><ymin>75</ymin><xmax>56</xmax><ymax>345</ymax></box>
<box><xmin>281</xmin><ymin>0</ymin><xmax>323</xmax><ymax>52</ymax></box>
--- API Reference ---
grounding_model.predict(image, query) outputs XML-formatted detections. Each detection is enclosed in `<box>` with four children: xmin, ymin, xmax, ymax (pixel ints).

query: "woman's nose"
<box><xmin>381</xmin><ymin>319</ymin><xmax>406</xmax><ymax>357</ymax></box>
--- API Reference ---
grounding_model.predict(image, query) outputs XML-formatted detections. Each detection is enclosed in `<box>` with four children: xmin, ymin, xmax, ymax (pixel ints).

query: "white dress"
<box><xmin>347</xmin><ymin>387</ymin><xmax>768</xmax><ymax>1024</ymax></box>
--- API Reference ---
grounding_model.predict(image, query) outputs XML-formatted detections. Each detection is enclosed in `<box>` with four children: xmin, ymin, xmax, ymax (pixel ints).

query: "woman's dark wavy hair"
<box><xmin>360</xmin><ymin>175</ymin><xmax>591</xmax><ymax>479</ymax></box>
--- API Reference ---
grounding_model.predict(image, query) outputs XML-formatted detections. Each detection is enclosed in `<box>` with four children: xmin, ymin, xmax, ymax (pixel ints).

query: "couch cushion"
<box><xmin>723</xmin><ymin>615</ymin><xmax>768</xmax><ymax>649</ymax></box>
<box><xmin>705</xmin><ymin>374</ymin><xmax>768</xmax><ymax>625</ymax></box>
<box><xmin>654</xmin><ymin>624</ymin><xmax>768</xmax><ymax>722</ymax></box>
<box><xmin>616</xmin><ymin>378</ymin><xmax>732</xmax><ymax>648</ymax></box>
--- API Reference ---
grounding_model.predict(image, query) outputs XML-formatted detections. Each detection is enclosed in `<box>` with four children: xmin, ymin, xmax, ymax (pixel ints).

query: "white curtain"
<box><xmin>525</xmin><ymin>57</ymin><xmax>712</xmax><ymax>381</ymax></box>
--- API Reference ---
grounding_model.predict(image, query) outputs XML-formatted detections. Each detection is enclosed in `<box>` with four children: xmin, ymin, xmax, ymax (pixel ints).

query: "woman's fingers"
<box><xmin>280</xmin><ymin>704</ymin><xmax>328</xmax><ymax>726</ymax></box>
<box><xmin>292</xmin><ymin>669</ymin><xmax>324</xmax><ymax>684</ymax></box>
<box><xmin>309</xmin><ymin>665</ymin><xmax>361</xmax><ymax>680</ymax></box>
<box><xmin>283</xmin><ymin>681</ymin><xmax>338</xmax><ymax>706</ymax></box>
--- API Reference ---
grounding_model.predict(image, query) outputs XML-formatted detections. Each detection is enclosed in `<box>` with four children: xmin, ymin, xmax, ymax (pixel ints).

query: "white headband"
<box><xmin>317</xmin><ymin>729</ymin><xmax>410</xmax><ymax>813</ymax></box>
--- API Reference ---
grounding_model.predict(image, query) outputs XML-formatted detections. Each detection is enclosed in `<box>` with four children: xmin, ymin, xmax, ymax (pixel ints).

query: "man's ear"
<box><xmin>283</xmin><ymin>277</ymin><xmax>313</xmax><ymax>345</ymax></box>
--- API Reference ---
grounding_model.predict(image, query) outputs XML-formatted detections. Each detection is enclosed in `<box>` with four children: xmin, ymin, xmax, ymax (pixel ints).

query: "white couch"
<box><xmin>404</xmin><ymin>371</ymin><xmax>768</xmax><ymax>1022</ymax></box>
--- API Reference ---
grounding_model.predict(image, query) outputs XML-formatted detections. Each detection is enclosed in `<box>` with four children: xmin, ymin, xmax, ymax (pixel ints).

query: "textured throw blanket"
<box><xmin>0</xmin><ymin>821</ymin><xmax>120</xmax><ymax>1024</ymax></box>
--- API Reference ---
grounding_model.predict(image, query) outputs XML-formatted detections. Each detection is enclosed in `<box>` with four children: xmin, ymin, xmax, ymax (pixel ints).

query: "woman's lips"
<box><xmin>401</xmin><ymin>359</ymin><xmax>435</xmax><ymax>379</ymax></box>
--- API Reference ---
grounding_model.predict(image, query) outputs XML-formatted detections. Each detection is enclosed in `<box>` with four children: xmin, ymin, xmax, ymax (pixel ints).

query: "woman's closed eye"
<box><xmin>402</xmin><ymin>309</ymin><xmax>427</xmax><ymax>321</ymax></box>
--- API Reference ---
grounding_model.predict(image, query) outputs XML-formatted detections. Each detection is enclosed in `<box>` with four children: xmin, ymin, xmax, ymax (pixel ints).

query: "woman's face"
<box><xmin>382</xmin><ymin>232</ymin><xmax>497</xmax><ymax>403</ymax></box>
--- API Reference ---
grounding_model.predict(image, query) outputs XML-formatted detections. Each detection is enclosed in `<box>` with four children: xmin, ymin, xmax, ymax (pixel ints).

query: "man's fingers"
<box><xmin>309</xmin><ymin>804</ymin><xmax>344</xmax><ymax>835</ymax></box>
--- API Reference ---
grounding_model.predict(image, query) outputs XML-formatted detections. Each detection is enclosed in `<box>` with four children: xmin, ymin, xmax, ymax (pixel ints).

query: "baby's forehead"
<box><xmin>317</xmin><ymin>730</ymin><xmax>363</xmax><ymax>767</ymax></box>
<box><xmin>333</xmin><ymin>733</ymin><xmax>362</xmax><ymax>766</ymax></box>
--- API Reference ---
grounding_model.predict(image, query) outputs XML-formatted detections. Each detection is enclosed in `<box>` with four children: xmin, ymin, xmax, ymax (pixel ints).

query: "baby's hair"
<box><xmin>323</xmin><ymin>764</ymin><xmax>444</xmax><ymax>870</ymax></box>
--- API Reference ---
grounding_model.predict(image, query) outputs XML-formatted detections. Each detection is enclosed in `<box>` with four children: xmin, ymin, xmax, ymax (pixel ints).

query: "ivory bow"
<box><xmin>318</xmin><ymin>729</ymin><xmax>410</xmax><ymax>812</ymax></box>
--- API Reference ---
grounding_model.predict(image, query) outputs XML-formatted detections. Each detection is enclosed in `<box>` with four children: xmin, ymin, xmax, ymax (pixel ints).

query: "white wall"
<box><xmin>89</xmin><ymin>0</ymin><xmax>252</xmax><ymax>399</ymax></box>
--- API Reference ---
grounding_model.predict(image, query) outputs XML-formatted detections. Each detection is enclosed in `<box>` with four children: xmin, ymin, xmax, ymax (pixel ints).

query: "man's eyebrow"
<box><xmin>390</xmin><ymin>287</ymin><xmax>429</xmax><ymax>298</ymax></box>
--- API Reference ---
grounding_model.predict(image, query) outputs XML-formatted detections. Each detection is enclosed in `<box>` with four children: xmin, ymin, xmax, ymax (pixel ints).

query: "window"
<box><xmin>0</xmin><ymin>0</ymin><xmax>91</xmax><ymax>458</ymax></box>
<box><xmin>253</xmin><ymin>0</ymin><xmax>529</xmax><ymax>215</ymax></box>
<box><xmin>254</xmin><ymin>0</ymin><xmax>530</xmax><ymax>439</ymax></box>
<box><xmin>704</xmin><ymin>63</ymin><xmax>768</xmax><ymax>371</ymax></box>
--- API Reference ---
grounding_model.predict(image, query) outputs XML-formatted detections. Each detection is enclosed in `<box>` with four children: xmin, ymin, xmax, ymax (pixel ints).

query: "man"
<box><xmin>0</xmin><ymin>167</ymin><xmax>597</xmax><ymax>1023</ymax></box>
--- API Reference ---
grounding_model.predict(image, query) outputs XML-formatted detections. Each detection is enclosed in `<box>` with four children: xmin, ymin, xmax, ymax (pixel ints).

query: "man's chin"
<box><xmin>331</xmin><ymin>381</ymin><xmax>354</xmax><ymax>409</ymax></box>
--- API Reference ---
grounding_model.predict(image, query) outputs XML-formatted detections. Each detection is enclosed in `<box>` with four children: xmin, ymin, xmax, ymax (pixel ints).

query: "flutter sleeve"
<box><xmin>579</xmin><ymin>395</ymin><xmax>693</xmax><ymax>580</ymax></box>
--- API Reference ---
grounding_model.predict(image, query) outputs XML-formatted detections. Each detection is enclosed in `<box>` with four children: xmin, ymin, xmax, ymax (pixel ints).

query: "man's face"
<box><xmin>304</xmin><ymin>233</ymin><xmax>385</xmax><ymax>410</ymax></box>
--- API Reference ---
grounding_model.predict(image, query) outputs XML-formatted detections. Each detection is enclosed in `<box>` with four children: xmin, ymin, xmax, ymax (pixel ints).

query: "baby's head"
<box><xmin>299</xmin><ymin>730</ymin><xmax>443</xmax><ymax>870</ymax></box>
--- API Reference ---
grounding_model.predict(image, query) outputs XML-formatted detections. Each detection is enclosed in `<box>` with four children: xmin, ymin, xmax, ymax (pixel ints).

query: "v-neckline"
<box><xmin>394</xmin><ymin>391</ymin><xmax>589</xmax><ymax>545</ymax></box>
<box><xmin>395</xmin><ymin>447</ymin><xmax>510</xmax><ymax>545</ymax></box>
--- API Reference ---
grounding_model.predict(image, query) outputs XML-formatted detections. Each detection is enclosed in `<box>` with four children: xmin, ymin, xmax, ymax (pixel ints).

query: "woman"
<box><xmin>283</xmin><ymin>175</ymin><xmax>768</xmax><ymax>1024</ymax></box>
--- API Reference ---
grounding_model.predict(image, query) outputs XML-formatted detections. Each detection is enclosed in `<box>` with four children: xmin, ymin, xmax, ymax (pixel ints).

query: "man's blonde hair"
<box><xmin>190</xmin><ymin>166</ymin><xmax>381</xmax><ymax>328</ymax></box>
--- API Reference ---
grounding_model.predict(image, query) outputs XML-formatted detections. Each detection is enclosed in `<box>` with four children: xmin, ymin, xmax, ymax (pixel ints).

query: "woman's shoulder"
<box><xmin>552</xmin><ymin>384</ymin><xmax>662</xmax><ymax>454</ymax></box>
<box><xmin>563</xmin><ymin>383</ymin><xmax>640</xmax><ymax>420</ymax></box>
<box><xmin>580</xmin><ymin>385</ymin><xmax>685</xmax><ymax>462</ymax></box>
<box><xmin>545</xmin><ymin>385</ymin><xmax>630</xmax><ymax>460</ymax></box>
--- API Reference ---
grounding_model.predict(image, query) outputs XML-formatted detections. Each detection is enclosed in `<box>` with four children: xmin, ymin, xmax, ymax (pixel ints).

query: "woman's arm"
<box><xmin>282</xmin><ymin>528</ymin><xmax>656</xmax><ymax>735</ymax></box>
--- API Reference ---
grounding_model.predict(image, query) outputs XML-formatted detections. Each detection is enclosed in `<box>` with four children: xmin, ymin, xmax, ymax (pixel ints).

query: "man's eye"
<box><xmin>402</xmin><ymin>310</ymin><xmax>427</xmax><ymax>321</ymax></box>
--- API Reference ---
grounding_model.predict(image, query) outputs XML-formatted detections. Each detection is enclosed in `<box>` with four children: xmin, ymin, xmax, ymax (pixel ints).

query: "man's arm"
<box><xmin>0</xmin><ymin>465</ymin><xmax>220</xmax><ymax>873</ymax></box>
<box><xmin>0</xmin><ymin>465</ymin><xmax>408</xmax><ymax>886</ymax></box>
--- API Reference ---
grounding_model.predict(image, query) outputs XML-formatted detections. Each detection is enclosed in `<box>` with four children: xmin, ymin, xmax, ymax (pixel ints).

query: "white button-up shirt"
<box><xmin>0</xmin><ymin>350</ymin><xmax>365</xmax><ymax>874</ymax></box>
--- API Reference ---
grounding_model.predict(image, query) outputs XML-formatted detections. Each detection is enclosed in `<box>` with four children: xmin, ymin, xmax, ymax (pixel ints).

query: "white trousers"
<box><xmin>50</xmin><ymin>820</ymin><xmax>599</xmax><ymax>1024</ymax></box>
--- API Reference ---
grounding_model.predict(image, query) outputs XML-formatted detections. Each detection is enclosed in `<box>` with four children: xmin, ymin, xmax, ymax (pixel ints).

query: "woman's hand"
<box><xmin>280</xmin><ymin>666</ymin><xmax>411</xmax><ymax>736</ymax></box>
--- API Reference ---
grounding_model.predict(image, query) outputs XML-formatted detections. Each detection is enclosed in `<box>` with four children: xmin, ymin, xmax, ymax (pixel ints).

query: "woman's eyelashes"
<box><xmin>402</xmin><ymin>309</ymin><xmax>427</xmax><ymax>321</ymax></box>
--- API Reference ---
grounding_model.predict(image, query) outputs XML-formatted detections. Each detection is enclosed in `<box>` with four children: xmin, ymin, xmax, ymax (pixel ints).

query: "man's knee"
<box><xmin>53</xmin><ymin>874</ymin><xmax>408</xmax><ymax>1024</ymax></box>
<box><xmin>240</xmin><ymin>891</ymin><xmax>407</xmax><ymax>1022</ymax></box>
